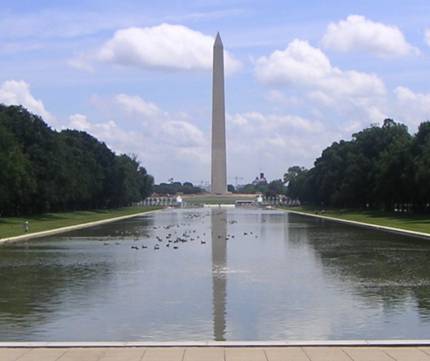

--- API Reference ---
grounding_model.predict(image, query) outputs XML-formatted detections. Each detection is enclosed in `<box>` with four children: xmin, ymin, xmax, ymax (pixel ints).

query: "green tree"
<box><xmin>0</xmin><ymin>123</ymin><xmax>35</xmax><ymax>215</ymax></box>
<box><xmin>0</xmin><ymin>104</ymin><xmax>153</xmax><ymax>215</ymax></box>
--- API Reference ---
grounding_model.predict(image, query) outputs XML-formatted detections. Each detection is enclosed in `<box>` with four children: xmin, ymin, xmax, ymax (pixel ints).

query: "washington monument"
<box><xmin>211</xmin><ymin>32</ymin><xmax>227</xmax><ymax>194</ymax></box>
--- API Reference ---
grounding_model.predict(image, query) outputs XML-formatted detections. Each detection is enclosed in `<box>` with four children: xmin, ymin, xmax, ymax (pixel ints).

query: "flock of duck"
<box><xmin>102</xmin><ymin>211</ymin><xmax>259</xmax><ymax>252</ymax></box>
<box><xmin>129</xmin><ymin>225</ymin><xmax>208</xmax><ymax>251</ymax></box>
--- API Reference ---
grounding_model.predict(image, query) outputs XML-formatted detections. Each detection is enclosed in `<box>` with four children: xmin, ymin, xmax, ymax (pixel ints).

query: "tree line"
<box><xmin>285</xmin><ymin>119</ymin><xmax>430</xmax><ymax>212</ymax></box>
<box><xmin>236</xmin><ymin>180</ymin><xmax>286</xmax><ymax>197</ymax></box>
<box><xmin>153</xmin><ymin>182</ymin><xmax>203</xmax><ymax>195</ymax></box>
<box><xmin>0</xmin><ymin>105</ymin><xmax>153</xmax><ymax>216</ymax></box>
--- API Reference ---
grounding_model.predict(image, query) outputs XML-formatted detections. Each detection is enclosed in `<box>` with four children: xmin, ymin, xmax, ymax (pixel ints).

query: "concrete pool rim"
<box><xmin>2</xmin><ymin>207</ymin><xmax>429</xmax><ymax>244</ymax></box>
<box><xmin>286</xmin><ymin>209</ymin><xmax>430</xmax><ymax>240</ymax></box>
<box><xmin>0</xmin><ymin>209</ymin><xmax>163</xmax><ymax>245</ymax></box>
<box><xmin>2</xmin><ymin>340</ymin><xmax>430</xmax><ymax>348</ymax></box>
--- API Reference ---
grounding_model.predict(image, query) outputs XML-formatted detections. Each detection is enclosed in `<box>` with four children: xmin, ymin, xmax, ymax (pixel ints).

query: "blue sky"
<box><xmin>1</xmin><ymin>1</ymin><xmax>430</xmax><ymax>186</ymax></box>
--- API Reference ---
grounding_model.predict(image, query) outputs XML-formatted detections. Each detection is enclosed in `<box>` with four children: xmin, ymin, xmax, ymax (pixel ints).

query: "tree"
<box><xmin>284</xmin><ymin>166</ymin><xmax>310</xmax><ymax>201</ymax></box>
<box><xmin>412</xmin><ymin>122</ymin><xmax>430</xmax><ymax>210</ymax></box>
<box><xmin>0</xmin><ymin>104</ymin><xmax>153</xmax><ymax>216</ymax></box>
<box><xmin>152</xmin><ymin>181</ymin><xmax>203</xmax><ymax>195</ymax></box>
<box><xmin>0</xmin><ymin>123</ymin><xmax>34</xmax><ymax>215</ymax></box>
<box><xmin>285</xmin><ymin>118</ymin><xmax>429</xmax><ymax>212</ymax></box>
<box><xmin>266</xmin><ymin>179</ymin><xmax>286</xmax><ymax>197</ymax></box>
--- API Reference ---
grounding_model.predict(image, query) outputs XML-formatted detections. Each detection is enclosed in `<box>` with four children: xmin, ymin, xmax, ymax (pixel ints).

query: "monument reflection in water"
<box><xmin>211</xmin><ymin>208</ymin><xmax>227</xmax><ymax>340</ymax></box>
<box><xmin>3</xmin><ymin>207</ymin><xmax>430</xmax><ymax>341</ymax></box>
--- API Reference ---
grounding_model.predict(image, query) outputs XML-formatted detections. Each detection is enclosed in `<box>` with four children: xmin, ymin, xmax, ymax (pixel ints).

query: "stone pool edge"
<box><xmin>2</xmin><ymin>340</ymin><xmax>430</xmax><ymax>348</ymax></box>
<box><xmin>0</xmin><ymin>209</ymin><xmax>163</xmax><ymax>245</ymax></box>
<box><xmin>285</xmin><ymin>209</ymin><xmax>430</xmax><ymax>240</ymax></box>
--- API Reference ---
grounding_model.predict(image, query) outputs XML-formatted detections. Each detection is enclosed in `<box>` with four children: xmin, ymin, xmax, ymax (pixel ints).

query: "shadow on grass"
<box><xmin>355</xmin><ymin>211</ymin><xmax>430</xmax><ymax>223</ymax></box>
<box><xmin>0</xmin><ymin>208</ymin><xmax>128</xmax><ymax>225</ymax></box>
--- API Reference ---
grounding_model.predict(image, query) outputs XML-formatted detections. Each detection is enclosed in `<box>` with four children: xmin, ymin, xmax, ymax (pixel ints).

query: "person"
<box><xmin>23</xmin><ymin>221</ymin><xmax>30</xmax><ymax>233</ymax></box>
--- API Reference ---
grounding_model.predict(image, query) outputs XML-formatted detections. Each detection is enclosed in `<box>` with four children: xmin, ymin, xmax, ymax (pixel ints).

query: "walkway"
<box><xmin>3</xmin><ymin>346</ymin><xmax>430</xmax><ymax>361</ymax></box>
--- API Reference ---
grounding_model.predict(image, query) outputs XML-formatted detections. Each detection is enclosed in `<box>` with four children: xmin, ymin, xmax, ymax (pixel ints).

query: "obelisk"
<box><xmin>211</xmin><ymin>32</ymin><xmax>227</xmax><ymax>194</ymax></box>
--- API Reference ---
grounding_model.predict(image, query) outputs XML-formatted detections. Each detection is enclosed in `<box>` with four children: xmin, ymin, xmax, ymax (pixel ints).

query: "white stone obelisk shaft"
<box><xmin>211</xmin><ymin>33</ymin><xmax>227</xmax><ymax>194</ymax></box>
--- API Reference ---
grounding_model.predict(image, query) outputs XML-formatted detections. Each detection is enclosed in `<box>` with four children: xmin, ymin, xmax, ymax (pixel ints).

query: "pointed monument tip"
<box><xmin>214</xmin><ymin>32</ymin><xmax>223</xmax><ymax>47</ymax></box>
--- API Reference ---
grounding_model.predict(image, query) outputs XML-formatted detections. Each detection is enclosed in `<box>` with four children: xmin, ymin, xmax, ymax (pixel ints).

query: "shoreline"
<box><xmin>1</xmin><ymin>339</ymin><xmax>430</xmax><ymax>347</ymax></box>
<box><xmin>0</xmin><ymin>208</ymin><xmax>162</xmax><ymax>245</ymax></box>
<box><xmin>286</xmin><ymin>209</ymin><xmax>430</xmax><ymax>240</ymax></box>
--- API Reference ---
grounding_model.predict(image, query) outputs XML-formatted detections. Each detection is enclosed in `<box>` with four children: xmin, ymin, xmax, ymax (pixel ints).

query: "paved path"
<box><xmin>3</xmin><ymin>347</ymin><xmax>430</xmax><ymax>361</ymax></box>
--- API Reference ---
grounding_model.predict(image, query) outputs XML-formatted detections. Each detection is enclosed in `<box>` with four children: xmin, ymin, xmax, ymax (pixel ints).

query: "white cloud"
<box><xmin>229</xmin><ymin>111</ymin><xmax>323</xmax><ymax>133</ymax></box>
<box><xmin>159</xmin><ymin>120</ymin><xmax>206</xmax><ymax>147</ymax></box>
<box><xmin>322</xmin><ymin>15</ymin><xmax>418</xmax><ymax>57</ymax></box>
<box><xmin>254</xmin><ymin>40</ymin><xmax>388</xmax><ymax>132</ymax></box>
<box><xmin>226</xmin><ymin>111</ymin><xmax>341</xmax><ymax>179</ymax></box>
<box><xmin>0</xmin><ymin>80</ymin><xmax>54</xmax><ymax>123</ymax></box>
<box><xmin>255</xmin><ymin>39</ymin><xmax>386</xmax><ymax>98</ymax></box>
<box><xmin>71</xmin><ymin>23</ymin><xmax>241</xmax><ymax>73</ymax></box>
<box><xmin>265</xmin><ymin>90</ymin><xmax>302</xmax><ymax>107</ymax></box>
<box><xmin>67</xmin><ymin>95</ymin><xmax>210</xmax><ymax>183</ymax></box>
<box><xmin>68</xmin><ymin>114</ymin><xmax>145</xmax><ymax>157</ymax></box>
<box><xmin>394</xmin><ymin>86</ymin><xmax>430</xmax><ymax>126</ymax></box>
<box><xmin>69</xmin><ymin>113</ymin><xmax>91</xmax><ymax>130</ymax></box>
<box><xmin>68</xmin><ymin>95</ymin><xmax>336</xmax><ymax>183</ymax></box>
<box><xmin>115</xmin><ymin>94</ymin><xmax>160</xmax><ymax>118</ymax></box>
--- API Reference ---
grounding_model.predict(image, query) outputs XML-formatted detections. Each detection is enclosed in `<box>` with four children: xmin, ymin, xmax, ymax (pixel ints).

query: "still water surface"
<box><xmin>1</xmin><ymin>208</ymin><xmax>430</xmax><ymax>341</ymax></box>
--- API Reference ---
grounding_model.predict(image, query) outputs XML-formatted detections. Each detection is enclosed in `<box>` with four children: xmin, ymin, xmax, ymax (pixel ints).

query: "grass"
<box><xmin>284</xmin><ymin>206</ymin><xmax>430</xmax><ymax>235</ymax></box>
<box><xmin>0</xmin><ymin>206</ymin><xmax>160</xmax><ymax>239</ymax></box>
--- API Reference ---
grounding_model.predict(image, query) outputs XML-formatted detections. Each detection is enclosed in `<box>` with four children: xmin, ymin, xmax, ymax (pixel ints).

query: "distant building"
<box><xmin>252</xmin><ymin>172</ymin><xmax>267</xmax><ymax>185</ymax></box>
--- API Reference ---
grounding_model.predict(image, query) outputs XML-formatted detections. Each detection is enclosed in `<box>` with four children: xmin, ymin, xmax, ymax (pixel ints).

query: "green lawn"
<box><xmin>285</xmin><ymin>207</ymin><xmax>430</xmax><ymax>235</ymax></box>
<box><xmin>0</xmin><ymin>207</ymin><xmax>160</xmax><ymax>239</ymax></box>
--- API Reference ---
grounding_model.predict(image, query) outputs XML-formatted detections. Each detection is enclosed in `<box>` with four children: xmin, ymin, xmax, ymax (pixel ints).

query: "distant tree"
<box><xmin>238</xmin><ymin>179</ymin><xmax>286</xmax><ymax>197</ymax></box>
<box><xmin>153</xmin><ymin>181</ymin><xmax>203</xmax><ymax>195</ymax></box>
<box><xmin>227</xmin><ymin>184</ymin><xmax>235</xmax><ymax>193</ymax></box>
<box><xmin>284</xmin><ymin>166</ymin><xmax>309</xmax><ymax>201</ymax></box>
<box><xmin>265</xmin><ymin>179</ymin><xmax>286</xmax><ymax>197</ymax></box>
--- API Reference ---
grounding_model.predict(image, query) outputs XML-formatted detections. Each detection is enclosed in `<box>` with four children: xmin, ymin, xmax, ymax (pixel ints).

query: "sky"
<box><xmin>1</xmin><ymin>0</ymin><xmax>430</xmax><ymax>186</ymax></box>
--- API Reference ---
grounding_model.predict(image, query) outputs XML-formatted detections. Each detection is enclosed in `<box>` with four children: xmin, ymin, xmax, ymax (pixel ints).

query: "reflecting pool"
<box><xmin>1</xmin><ymin>207</ymin><xmax>430</xmax><ymax>341</ymax></box>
